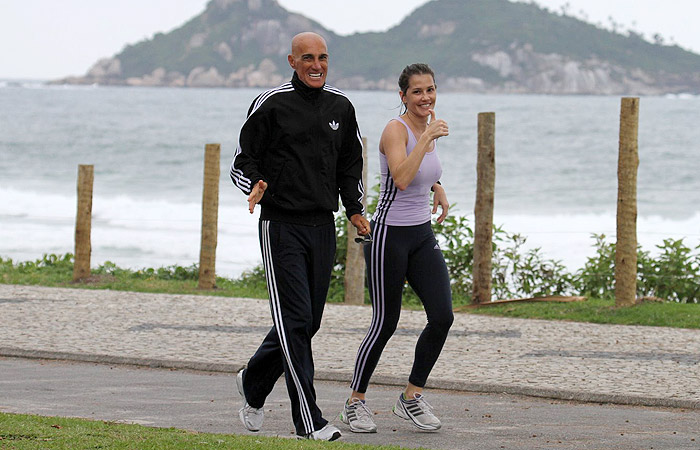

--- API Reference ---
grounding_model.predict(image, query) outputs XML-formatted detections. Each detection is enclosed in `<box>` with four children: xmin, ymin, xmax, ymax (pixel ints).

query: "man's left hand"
<box><xmin>350</xmin><ymin>214</ymin><xmax>371</xmax><ymax>235</ymax></box>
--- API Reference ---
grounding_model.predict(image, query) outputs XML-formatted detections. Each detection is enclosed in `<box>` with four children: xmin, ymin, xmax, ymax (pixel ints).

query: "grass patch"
<box><xmin>0</xmin><ymin>254</ymin><xmax>269</xmax><ymax>300</ymax></box>
<box><xmin>1</xmin><ymin>254</ymin><xmax>698</xmax><ymax>329</ymax></box>
<box><xmin>0</xmin><ymin>412</ymin><xmax>414</xmax><ymax>449</ymax></box>
<box><xmin>464</xmin><ymin>297</ymin><xmax>700</xmax><ymax>329</ymax></box>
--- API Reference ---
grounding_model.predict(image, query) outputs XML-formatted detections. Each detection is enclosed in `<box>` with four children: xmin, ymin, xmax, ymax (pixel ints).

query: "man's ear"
<box><xmin>288</xmin><ymin>54</ymin><xmax>295</xmax><ymax>69</ymax></box>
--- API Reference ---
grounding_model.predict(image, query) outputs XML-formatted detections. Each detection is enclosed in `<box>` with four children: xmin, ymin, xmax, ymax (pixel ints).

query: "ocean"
<box><xmin>1</xmin><ymin>81</ymin><xmax>699</xmax><ymax>278</ymax></box>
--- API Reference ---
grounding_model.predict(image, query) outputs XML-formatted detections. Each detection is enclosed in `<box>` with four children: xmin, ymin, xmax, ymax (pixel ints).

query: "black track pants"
<box><xmin>351</xmin><ymin>220</ymin><xmax>453</xmax><ymax>393</ymax></box>
<box><xmin>241</xmin><ymin>219</ymin><xmax>335</xmax><ymax>436</ymax></box>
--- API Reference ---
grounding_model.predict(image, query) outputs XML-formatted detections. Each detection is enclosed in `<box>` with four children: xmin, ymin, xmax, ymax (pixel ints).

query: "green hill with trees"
<box><xmin>56</xmin><ymin>0</ymin><xmax>700</xmax><ymax>94</ymax></box>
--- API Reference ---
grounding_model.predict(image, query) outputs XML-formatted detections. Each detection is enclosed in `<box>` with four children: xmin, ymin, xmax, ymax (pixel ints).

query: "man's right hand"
<box><xmin>248</xmin><ymin>180</ymin><xmax>268</xmax><ymax>214</ymax></box>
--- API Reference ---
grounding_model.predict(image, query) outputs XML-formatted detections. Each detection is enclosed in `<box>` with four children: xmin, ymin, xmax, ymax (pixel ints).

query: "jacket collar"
<box><xmin>291</xmin><ymin>72</ymin><xmax>324</xmax><ymax>102</ymax></box>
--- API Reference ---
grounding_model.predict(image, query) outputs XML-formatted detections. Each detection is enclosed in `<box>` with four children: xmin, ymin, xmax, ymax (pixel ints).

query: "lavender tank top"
<box><xmin>372</xmin><ymin>117</ymin><xmax>442</xmax><ymax>226</ymax></box>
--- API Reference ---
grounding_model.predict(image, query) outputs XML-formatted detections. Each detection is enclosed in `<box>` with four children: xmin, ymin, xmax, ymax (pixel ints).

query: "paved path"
<box><xmin>2</xmin><ymin>357</ymin><xmax>699</xmax><ymax>450</ymax></box>
<box><xmin>1</xmin><ymin>284</ymin><xmax>699</xmax><ymax>409</ymax></box>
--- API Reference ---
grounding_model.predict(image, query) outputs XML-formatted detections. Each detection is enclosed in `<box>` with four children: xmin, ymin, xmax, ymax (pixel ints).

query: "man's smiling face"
<box><xmin>288</xmin><ymin>33</ymin><xmax>328</xmax><ymax>89</ymax></box>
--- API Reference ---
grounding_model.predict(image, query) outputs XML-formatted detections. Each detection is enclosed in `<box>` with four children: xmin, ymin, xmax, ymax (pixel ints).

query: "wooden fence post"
<box><xmin>344</xmin><ymin>136</ymin><xmax>368</xmax><ymax>304</ymax></box>
<box><xmin>198</xmin><ymin>143</ymin><xmax>221</xmax><ymax>290</ymax></box>
<box><xmin>615</xmin><ymin>98</ymin><xmax>640</xmax><ymax>307</ymax></box>
<box><xmin>73</xmin><ymin>164</ymin><xmax>94</xmax><ymax>281</ymax></box>
<box><xmin>472</xmin><ymin>112</ymin><xmax>496</xmax><ymax>304</ymax></box>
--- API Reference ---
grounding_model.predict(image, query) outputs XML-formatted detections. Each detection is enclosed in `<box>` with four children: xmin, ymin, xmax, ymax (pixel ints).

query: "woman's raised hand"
<box><xmin>426</xmin><ymin>109</ymin><xmax>449</xmax><ymax>141</ymax></box>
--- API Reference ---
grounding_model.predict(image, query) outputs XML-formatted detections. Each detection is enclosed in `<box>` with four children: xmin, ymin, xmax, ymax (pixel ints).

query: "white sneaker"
<box><xmin>393</xmin><ymin>392</ymin><xmax>441</xmax><ymax>431</ymax></box>
<box><xmin>236</xmin><ymin>370</ymin><xmax>264</xmax><ymax>432</ymax></box>
<box><xmin>339</xmin><ymin>398</ymin><xmax>377</xmax><ymax>433</ymax></box>
<box><xmin>303</xmin><ymin>424</ymin><xmax>342</xmax><ymax>441</ymax></box>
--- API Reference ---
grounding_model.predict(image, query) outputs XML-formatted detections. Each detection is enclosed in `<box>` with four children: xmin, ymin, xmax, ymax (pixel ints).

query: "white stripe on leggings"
<box><xmin>351</xmin><ymin>221</ymin><xmax>388</xmax><ymax>390</ymax></box>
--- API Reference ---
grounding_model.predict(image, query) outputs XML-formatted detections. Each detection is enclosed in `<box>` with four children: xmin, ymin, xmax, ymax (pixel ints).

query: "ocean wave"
<box><xmin>0</xmin><ymin>186</ymin><xmax>259</xmax><ymax>277</ymax></box>
<box><xmin>663</xmin><ymin>93</ymin><xmax>699</xmax><ymax>100</ymax></box>
<box><xmin>494</xmin><ymin>212</ymin><xmax>700</xmax><ymax>271</ymax></box>
<box><xmin>0</xmin><ymin>79</ymin><xmax>100</xmax><ymax>90</ymax></box>
<box><xmin>0</xmin><ymin>80</ymin><xmax>48</xmax><ymax>89</ymax></box>
<box><xmin>2</xmin><ymin>186</ymin><xmax>699</xmax><ymax>278</ymax></box>
<box><xmin>45</xmin><ymin>83</ymin><xmax>100</xmax><ymax>90</ymax></box>
<box><xmin>2</xmin><ymin>87</ymin><xmax>699</xmax><ymax>277</ymax></box>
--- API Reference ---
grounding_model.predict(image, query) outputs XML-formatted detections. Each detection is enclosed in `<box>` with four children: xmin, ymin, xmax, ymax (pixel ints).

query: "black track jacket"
<box><xmin>230</xmin><ymin>72</ymin><xmax>365</xmax><ymax>226</ymax></box>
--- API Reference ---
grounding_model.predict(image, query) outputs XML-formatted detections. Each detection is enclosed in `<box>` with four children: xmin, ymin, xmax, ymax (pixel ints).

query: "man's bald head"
<box><xmin>288</xmin><ymin>32</ymin><xmax>328</xmax><ymax>89</ymax></box>
<box><xmin>291</xmin><ymin>32</ymin><xmax>327</xmax><ymax>56</ymax></box>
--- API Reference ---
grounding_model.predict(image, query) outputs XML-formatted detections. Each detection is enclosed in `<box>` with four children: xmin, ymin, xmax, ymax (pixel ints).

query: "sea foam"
<box><xmin>2</xmin><ymin>187</ymin><xmax>698</xmax><ymax>279</ymax></box>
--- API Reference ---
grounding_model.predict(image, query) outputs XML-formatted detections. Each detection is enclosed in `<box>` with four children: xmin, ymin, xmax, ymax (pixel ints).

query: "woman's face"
<box><xmin>401</xmin><ymin>73</ymin><xmax>436</xmax><ymax>119</ymax></box>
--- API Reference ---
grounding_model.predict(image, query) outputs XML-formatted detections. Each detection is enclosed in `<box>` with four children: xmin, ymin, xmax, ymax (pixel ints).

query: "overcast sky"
<box><xmin>2</xmin><ymin>0</ymin><xmax>698</xmax><ymax>80</ymax></box>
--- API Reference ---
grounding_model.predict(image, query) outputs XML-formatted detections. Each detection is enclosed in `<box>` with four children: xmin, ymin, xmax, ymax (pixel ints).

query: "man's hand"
<box><xmin>247</xmin><ymin>180</ymin><xmax>268</xmax><ymax>214</ymax></box>
<box><xmin>350</xmin><ymin>214</ymin><xmax>371</xmax><ymax>235</ymax></box>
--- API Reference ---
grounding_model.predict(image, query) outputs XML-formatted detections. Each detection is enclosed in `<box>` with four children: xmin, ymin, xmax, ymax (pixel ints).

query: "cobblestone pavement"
<box><xmin>1</xmin><ymin>284</ymin><xmax>698</xmax><ymax>409</ymax></box>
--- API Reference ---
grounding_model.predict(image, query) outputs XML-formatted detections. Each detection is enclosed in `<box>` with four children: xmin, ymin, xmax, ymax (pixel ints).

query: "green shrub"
<box><xmin>638</xmin><ymin>238</ymin><xmax>700</xmax><ymax>303</ymax></box>
<box><xmin>3</xmin><ymin>208</ymin><xmax>698</xmax><ymax>306</ymax></box>
<box><xmin>331</xmin><ymin>211</ymin><xmax>700</xmax><ymax>305</ymax></box>
<box><xmin>573</xmin><ymin>234</ymin><xmax>700</xmax><ymax>303</ymax></box>
<box><xmin>573</xmin><ymin>234</ymin><xmax>616</xmax><ymax>299</ymax></box>
<box><xmin>94</xmin><ymin>261</ymin><xmax>200</xmax><ymax>281</ymax></box>
<box><xmin>491</xmin><ymin>230</ymin><xmax>575</xmax><ymax>299</ymax></box>
<box><xmin>219</xmin><ymin>264</ymin><xmax>268</xmax><ymax>297</ymax></box>
<box><xmin>332</xmin><ymin>187</ymin><xmax>576</xmax><ymax>305</ymax></box>
<box><xmin>432</xmin><ymin>214</ymin><xmax>474</xmax><ymax>299</ymax></box>
<box><xmin>0</xmin><ymin>253</ymin><xmax>74</xmax><ymax>280</ymax></box>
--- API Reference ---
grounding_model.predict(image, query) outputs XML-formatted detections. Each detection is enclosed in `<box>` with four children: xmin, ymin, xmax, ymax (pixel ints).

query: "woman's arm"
<box><xmin>431</xmin><ymin>182</ymin><xmax>449</xmax><ymax>224</ymax></box>
<box><xmin>380</xmin><ymin>110</ymin><xmax>448</xmax><ymax>190</ymax></box>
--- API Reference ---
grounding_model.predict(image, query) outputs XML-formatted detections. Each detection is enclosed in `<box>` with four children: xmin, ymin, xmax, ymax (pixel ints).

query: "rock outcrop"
<box><xmin>51</xmin><ymin>0</ymin><xmax>700</xmax><ymax>95</ymax></box>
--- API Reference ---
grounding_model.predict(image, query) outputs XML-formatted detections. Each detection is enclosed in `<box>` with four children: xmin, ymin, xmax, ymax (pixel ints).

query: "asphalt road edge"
<box><xmin>2</xmin><ymin>346</ymin><xmax>698</xmax><ymax>410</ymax></box>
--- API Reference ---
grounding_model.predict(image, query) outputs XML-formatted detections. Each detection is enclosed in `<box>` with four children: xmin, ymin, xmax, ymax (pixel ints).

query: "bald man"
<box><xmin>230</xmin><ymin>32</ymin><xmax>370</xmax><ymax>441</ymax></box>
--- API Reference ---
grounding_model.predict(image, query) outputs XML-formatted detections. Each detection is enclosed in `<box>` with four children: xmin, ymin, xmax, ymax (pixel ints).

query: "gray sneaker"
<box><xmin>236</xmin><ymin>370</ymin><xmax>264</xmax><ymax>432</ymax></box>
<box><xmin>339</xmin><ymin>398</ymin><xmax>377</xmax><ymax>433</ymax></box>
<box><xmin>392</xmin><ymin>392</ymin><xmax>441</xmax><ymax>431</ymax></box>
<box><xmin>303</xmin><ymin>423</ymin><xmax>342</xmax><ymax>441</ymax></box>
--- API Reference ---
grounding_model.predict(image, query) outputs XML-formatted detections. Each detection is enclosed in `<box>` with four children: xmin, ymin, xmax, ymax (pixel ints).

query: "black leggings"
<box><xmin>350</xmin><ymin>220</ymin><xmax>453</xmax><ymax>393</ymax></box>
